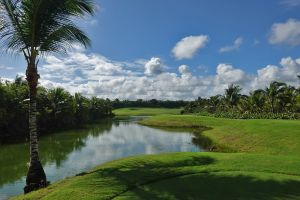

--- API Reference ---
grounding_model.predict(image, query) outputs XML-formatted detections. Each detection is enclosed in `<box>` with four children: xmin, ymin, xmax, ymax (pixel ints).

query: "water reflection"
<box><xmin>0</xmin><ymin>117</ymin><xmax>204</xmax><ymax>199</ymax></box>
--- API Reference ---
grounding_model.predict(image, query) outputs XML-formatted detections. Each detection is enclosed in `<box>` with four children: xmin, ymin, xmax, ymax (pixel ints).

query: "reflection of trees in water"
<box><xmin>40</xmin><ymin>119</ymin><xmax>113</xmax><ymax>167</ymax></box>
<box><xmin>191</xmin><ymin>133</ymin><xmax>213</xmax><ymax>150</ymax></box>
<box><xmin>0</xmin><ymin>143</ymin><xmax>29</xmax><ymax>185</ymax></box>
<box><xmin>0</xmin><ymin>120</ymin><xmax>113</xmax><ymax>186</ymax></box>
<box><xmin>189</xmin><ymin>127</ymin><xmax>214</xmax><ymax>151</ymax></box>
<box><xmin>141</xmin><ymin>125</ymin><xmax>213</xmax><ymax>151</ymax></box>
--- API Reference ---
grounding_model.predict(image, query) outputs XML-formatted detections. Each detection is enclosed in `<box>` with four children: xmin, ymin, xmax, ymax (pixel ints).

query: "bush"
<box><xmin>196</xmin><ymin>112</ymin><xmax>300</xmax><ymax>120</ymax></box>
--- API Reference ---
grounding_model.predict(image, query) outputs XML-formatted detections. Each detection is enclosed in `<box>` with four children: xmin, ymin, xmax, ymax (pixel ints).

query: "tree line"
<box><xmin>0</xmin><ymin>77</ymin><xmax>113</xmax><ymax>143</ymax></box>
<box><xmin>183</xmin><ymin>80</ymin><xmax>300</xmax><ymax>119</ymax></box>
<box><xmin>112</xmin><ymin>99</ymin><xmax>188</xmax><ymax>109</ymax></box>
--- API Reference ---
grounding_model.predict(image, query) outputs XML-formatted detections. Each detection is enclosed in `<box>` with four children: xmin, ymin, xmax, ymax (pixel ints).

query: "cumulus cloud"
<box><xmin>269</xmin><ymin>19</ymin><xmax>300</xmax><ymax>46</ymax></box>
<box><xmin>144</xmin><ymin>57</ymin><xmax>164</xmax><ymax>76</ymax></box>
<box><xmin>178</xmin><ymin>65</ymin><xmax>190</xmax><ymax>75</ymax></box>
<box><xmin>216</xmin><ymin>64</ymin><xmax>248</xmax><ymax>84</ymax></box>
<box><xmin>36</xmin><ymin>48</ymin><xmax>300</xmax><ymax>100</ymax></box>
<box><xmin>172</xmin><ymin>35</ymin><xmax>209</xmax><ymax>60</ymax></box>
<box><xmin>219</xmin><ymin>37</ymin><xmax>243</xmax><ymax>53</ymax></box>
<box><xmin>212</xmin><ymin>63</ymin><xmax>249</xmax><ymax>94</ymax></box>
<box><xmin>252</xmin><ymin>57</ymin><xmax>300</xmax><ymax>88</ymax></box>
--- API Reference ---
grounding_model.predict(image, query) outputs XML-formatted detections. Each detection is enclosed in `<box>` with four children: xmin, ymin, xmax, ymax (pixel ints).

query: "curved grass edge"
<box><xmin>139</xmin><ymin>114</ymin><xmax>300</xmax><ymax>156</ymax></box>
<box><xmin>12</xmin><ymin>152</ymin><xmax>300</xmax><ymax>200</ymax></box>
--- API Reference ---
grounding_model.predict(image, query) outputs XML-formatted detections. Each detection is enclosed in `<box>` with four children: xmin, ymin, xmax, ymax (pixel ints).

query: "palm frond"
<box><xmin>40</xmin><ymin>24</ymin><xmax>91</xmax><ymax>53</ymax></box>
<box><xmin>0</xmin><ymin>0</ymin><xmax>29</xmax><ymax>53</ymax></box>
<box><xmin>0</xmin><ymin>0</ymin><xmax>95</xmax><ymax>56</ymax></box>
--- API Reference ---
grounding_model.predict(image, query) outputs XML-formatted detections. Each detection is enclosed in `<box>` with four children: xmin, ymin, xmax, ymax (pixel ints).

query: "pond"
<box><xmin>0</xmin><ymin>117</ymin><xmax>206</xmax><ymax>199</ymax></box>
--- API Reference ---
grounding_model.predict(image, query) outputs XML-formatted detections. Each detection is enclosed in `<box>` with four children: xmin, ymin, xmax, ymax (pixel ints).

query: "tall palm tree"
<box><xmin>0</xmin><ymin>0</ymin><xmax>94</xmax><ymax>193</ymax></box>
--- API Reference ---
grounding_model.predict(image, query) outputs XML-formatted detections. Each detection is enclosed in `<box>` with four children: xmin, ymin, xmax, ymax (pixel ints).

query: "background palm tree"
<box><xmin>208</xmin><ymin>95</ymin><xmax>222</xmax><ymax>113</ymax></box>
<box><xmin>225</xmin><ymin>84</ymin><xmax>242</xmax><ymax>110</ymax></box>
<box><xmin>0</xmin><ymin>0</ymin><xmax>94</xmax><ymax>193</ymax></box>
<box><xmin>265</xmin><ymin>81</ymin><xmax>286</xmax><ymax>113</ymax></box>
<box><xmin>248</xmin><ymin>89</ymin><xmax>266</xmax><ymax>113</ymax></box>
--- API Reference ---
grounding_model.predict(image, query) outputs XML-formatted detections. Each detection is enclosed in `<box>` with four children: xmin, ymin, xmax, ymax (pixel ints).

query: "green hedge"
<box><xmin>191</xmin><ymin>111</ymin><xmax>300</xmax><ymax>120</ymax></box>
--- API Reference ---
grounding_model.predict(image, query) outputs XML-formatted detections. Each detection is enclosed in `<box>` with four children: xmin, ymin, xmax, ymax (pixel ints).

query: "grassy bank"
<box><xmin>113</xmin><ymin>107</ymin><xmax>181</xmax><ymax>116</ymax></box>
<box><xmin>140</xmin><ymin>115</ymin><xmax>300</xmax><ymax>156</ymax></box>
<box><xmin>14</xmin><ymin>109</ymin><xmax>300</xmax><ymax>199</ymax></box>
<box><xmin>13</xmin><ymin>152</ymin><xmax>300</xmax><ymax>200</ymax></box>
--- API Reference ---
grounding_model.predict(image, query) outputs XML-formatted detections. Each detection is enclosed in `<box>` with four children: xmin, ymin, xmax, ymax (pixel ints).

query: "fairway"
<box><xmin>12</xmin><ymin>153</ymin><xmax>300</xmax><ymax>200</ymax></box>
<box><xmin>113</xmin><ymin>107</ymin><xmax>182</xmax><ymax>116</ymax></box>
<box><xmin>12</xmin><ymin>109</ymin><xmax>300</xmax><ymax>199</ymax></box>
<box><xmin>140</xmin><ymin>114</ymin><xmax>300</xmax><ymax>156</ymax></box>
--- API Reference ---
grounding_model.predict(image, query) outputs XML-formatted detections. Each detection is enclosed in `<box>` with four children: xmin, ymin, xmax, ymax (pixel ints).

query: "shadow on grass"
<box><xmin>119</xmin><ymin>172</ymin><xmax>300</xmax><ymax>200</ymax></box>
<box><xmin>92</xmin><ymin>155</ymin><xmax>300</xmax><ymax>200</ymax></box>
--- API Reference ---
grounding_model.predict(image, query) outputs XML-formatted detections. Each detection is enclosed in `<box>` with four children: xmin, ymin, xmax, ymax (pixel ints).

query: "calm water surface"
<box><xmin>0</xmin><ymin>117</ymin><xmax>204</xmax><ymax>199</ymax></box>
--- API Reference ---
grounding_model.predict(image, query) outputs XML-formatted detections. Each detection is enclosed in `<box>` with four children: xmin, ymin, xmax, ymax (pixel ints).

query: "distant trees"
<box><xmin>0</xmin><ymin>78</ymin><xmax>113</xmax><ymax>143</ymax></box>
<box><xmin>183</xmin><ymin>81</ymin><xmax>300</xmax><ymax>119</ymax></box>
<box><xmin>112</xmin><ymin>99</ymin><xmax>187</xmax><ymax>109</ymax></box>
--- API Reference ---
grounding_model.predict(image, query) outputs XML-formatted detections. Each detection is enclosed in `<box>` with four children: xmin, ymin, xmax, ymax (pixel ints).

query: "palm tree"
<box><xmin>248</xmin><ymin>89</ymin><xmax>266</xmax><ymax>112</ymax></box>
<box><xmin>277</xmin><ymin>85</ymin><xmax>298</xmax><ymax>112</ymax></box>
<box><xmin>225</xmin><ymin>84</ymin><xmax>242</xmax><ymax>110</ymax></box>
<box><xmin>208</xmin><ymin>95</ymin><xmax>222</xmax><ymax>113</ymax></box>
<box><xmin>0</xmin><ymin>0</ymin><xmax>94</xmax><ymax>193</ymax></box>
<box><xmin>265</xmin><ymin>81</ymin><xmax>286</xmax><ymax>113</ymax></box>
<box><xmin>74</xmin><ymin>93</ymin><xmax>89</xmax><ymax>124</ymax></box>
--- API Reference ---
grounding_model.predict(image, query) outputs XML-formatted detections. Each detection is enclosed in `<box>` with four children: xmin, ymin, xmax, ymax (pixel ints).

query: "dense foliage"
<box><xmin>112</xmin><ymin>99</ymin><xmax>187</xmax><ymax>109</ymax></box>
<box><xmin>0</xmin><ymin>77</ymin><xmax>112</xmax><ymax>143</ymax></box>
<box><xmin>183</xmin><ymin>81</ymin><xmax>300</xmax><ymax>119</ymax></box>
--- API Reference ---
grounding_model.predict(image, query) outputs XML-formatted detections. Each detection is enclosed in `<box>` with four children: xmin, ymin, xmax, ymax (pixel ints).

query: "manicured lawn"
<box><xmin>140</xmin><ymin>115</ymin><xmax>300</xmax><ymax>156</ymax></box>
<box><xmin>14</xmin><ymin>112</ymin><xmax>300</xmax><ymax>199</ymax></box>
<box><xmin>113</xmin><ymin>107</ymin><xmax>182</xmax><ymax>116</ymax></box>
<box><xmin>12</xmin><ymin>152</ymin><xmax>300</xmax><ymax>200</ymax></box>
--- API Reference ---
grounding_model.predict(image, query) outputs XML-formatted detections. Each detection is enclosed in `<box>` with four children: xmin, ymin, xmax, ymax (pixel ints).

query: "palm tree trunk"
<box><xmin>24</xmin><ymin>61</ymin><xmax>48</xmax><ymax>194</ymax></box>
<box><xmin>271</xmin><ymin>98</ymin><xmax>274</xmax><ymax>114</ymax></box>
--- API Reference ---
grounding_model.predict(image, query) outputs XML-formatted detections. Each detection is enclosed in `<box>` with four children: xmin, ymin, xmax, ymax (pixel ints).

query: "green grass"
<box><xmin>113</xmin><ymin>108</ymin><xmax>181</xmax><ymax>116</ymax></box>
<box><xmin>140</xmin><ymin>115</ymin><xmax>300</xmax><ymax>156</ymax></box>
<box><xmin>113</xmin><ymin>107</ymin><xmax>181</xmax><ymax>116</ymax></box>
<box><xmin>12</xmin><ymin>152</ymin><xmax>300</xmax><ymax>200</ymax></box>
<box><xmin>13</xmin><ymin>112</ymin><xmax>300</xmax><ymax>199</ymax></box>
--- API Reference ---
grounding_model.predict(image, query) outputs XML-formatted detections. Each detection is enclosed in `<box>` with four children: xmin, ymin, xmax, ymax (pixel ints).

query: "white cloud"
<box><xmin>144</xmin><ymin>57</ymin><xmax>164</xmax><ymax>76</ymax></box>
<box><xmin>252</xmin><ymin>57</ymin><xmax>300</xmax><ymax>88</ymax></box>
<box><xmin>281</xmin><ymin>0</ymin><xmax>300</xmax><ymax>7</ymax></box>
<box><xmin>269</xmin><ymin>19</ymin><xmax>300</xmax><ymax>46</ymax></box>
<box><xmin>172</xmin><ymin>35</ymin><xmax>209</xmax><ymax>60</ymax></box>
<box><xmin>216</xmin><ymin>64</ymin><xmax>248</xmax><ymax>84</ymax></box>
<box><xmin>219</xmin><ymin>37</ymin><xmax>243</xmax><ymax>53</ymax></box>
<box><xmin>36</xmin><ymin>48</ymin><xmax>300</xmax><ymax>100</ymax></box>
<box><xmin>178</xmin><ymin>65</ymin><xmax>190</xmax><ymax>75</ymax></box>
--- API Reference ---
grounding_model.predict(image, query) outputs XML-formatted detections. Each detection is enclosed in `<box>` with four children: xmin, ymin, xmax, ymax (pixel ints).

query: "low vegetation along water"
<box><xmin>0</xmin><ymin>117</ymin><xmax>205</xmax><ymax>199</ymax></box>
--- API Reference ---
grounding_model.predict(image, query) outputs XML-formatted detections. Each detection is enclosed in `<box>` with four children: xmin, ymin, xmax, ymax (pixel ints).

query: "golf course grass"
<box><xmin>113</xmin><ymin>107</ymin><xmax>181</xmax><ymax>116</ymax></box>
<box><xmin>139</xmin><ymin>114</ymin><xmax>300</xmax><ymax>156</ymax></box>
<box><xmin>13</xmin><ymin>108</ymin><xmax>300</xmax><ymax>200</ymax></box>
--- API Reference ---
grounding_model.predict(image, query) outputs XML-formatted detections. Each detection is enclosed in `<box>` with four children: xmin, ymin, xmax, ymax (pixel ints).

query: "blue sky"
<box><xmin>87</xmin><ymin>0</ymin><xmax>300</xmax><ymax>74</ymax></box>
<box><xmin>1</xmin><ymin>0</ymin><xmax>300</xmax><ymax>99</ymax></box>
